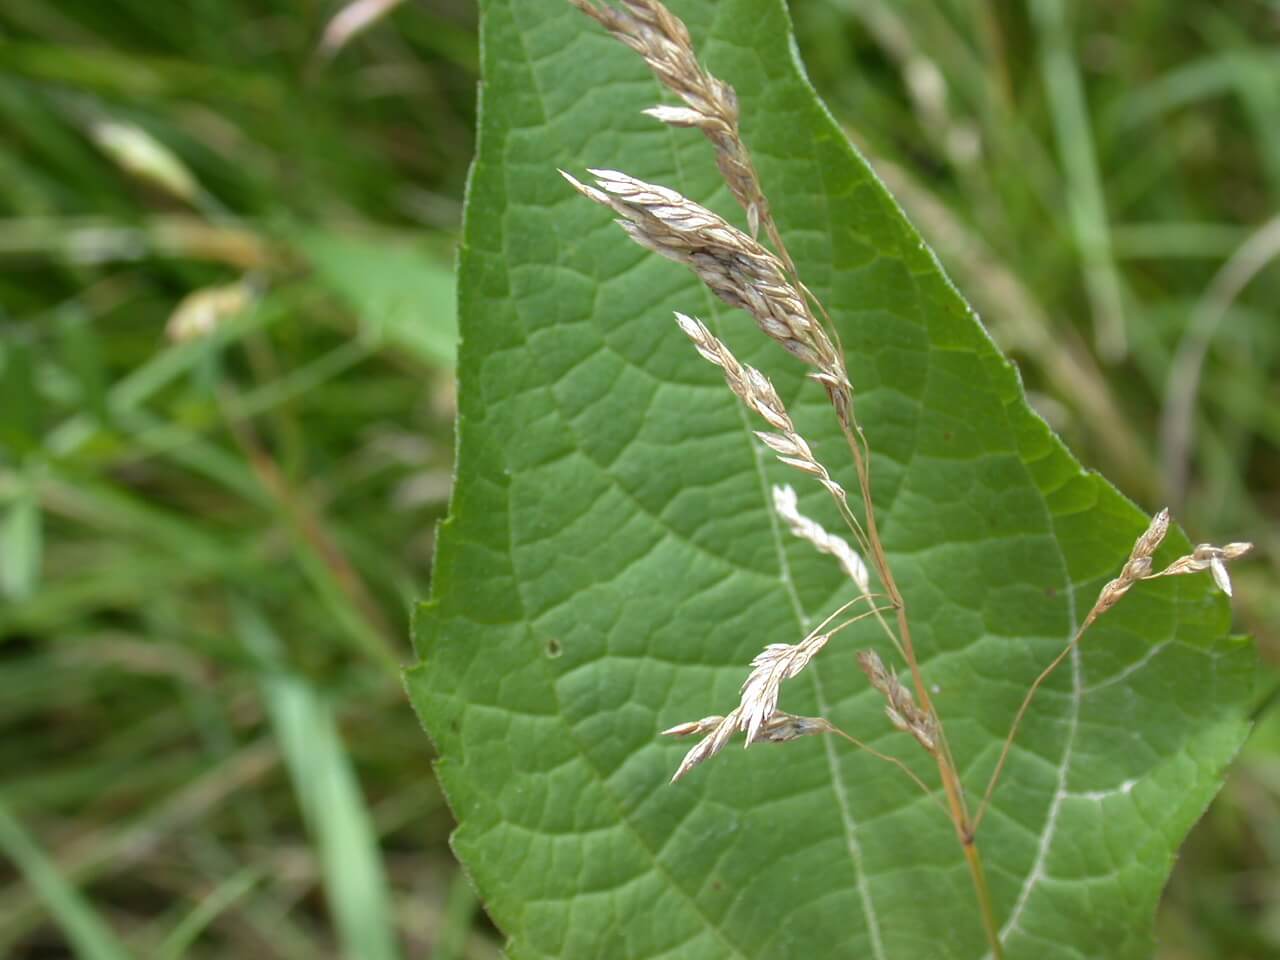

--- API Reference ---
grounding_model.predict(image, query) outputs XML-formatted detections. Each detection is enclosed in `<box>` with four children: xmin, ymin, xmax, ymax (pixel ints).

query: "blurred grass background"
<box><xmin>0</xmin><ymin>1</ymin><xmax>1275</xmax><ymax>957</ymax></box>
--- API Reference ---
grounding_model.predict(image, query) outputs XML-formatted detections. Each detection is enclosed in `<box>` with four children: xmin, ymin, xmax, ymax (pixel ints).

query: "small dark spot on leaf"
<box><xmin>545</xmin><ymin>636</ymin><xmax>562</xmax><ymax>658</ymax></box>
<box><xmin>1044</xmin><ymin>586</ymin><xmax>1057</xmax><ymax>598</ymax></box>
<box><xmin>944</xmin><ymin>430</ymin><xmax>953</xmax><ymax>441</ymax></box>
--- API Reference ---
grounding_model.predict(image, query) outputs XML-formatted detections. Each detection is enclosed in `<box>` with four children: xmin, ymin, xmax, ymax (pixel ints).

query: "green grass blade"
<box><xmin>1031</xmin><ymin>0</ymin><xmax>1129</xmax><ymax>360</ymax></box>
<box><xmin>155</xmin><ymin>866</ymin><xmax>263</xmax><ymax>960</ymax></box>
<box><xmin>0</xmin><ymin>796</ymin><xmax>133</xmax><ymax>960</ymax></box>
<box><xmin>0</xmin><ymin>480</ymin><xmax>41</xmax><ymax>600</ymax></box>
<box><xmin>235</xmin><ymin>603</ymin><xmax>402</xmax><ymax>960</ymax></box>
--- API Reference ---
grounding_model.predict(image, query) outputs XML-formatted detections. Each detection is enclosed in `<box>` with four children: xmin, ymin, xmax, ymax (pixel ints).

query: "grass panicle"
<box><xmin>566</xmin><ymin>2</ymin><xmax>1257</xmax><ymax>957</ymax></box>
<box><xmin>569</xmin><ymin>0</ymin><xmax>770</xmax><ymax>237</ymax></box>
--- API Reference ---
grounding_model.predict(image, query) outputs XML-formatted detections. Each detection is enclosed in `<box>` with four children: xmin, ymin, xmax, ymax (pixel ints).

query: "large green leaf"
<box><xmin>405</xmin><ymin>2</ymin><xmax>1253</xmax><ymax>957</ymax></box>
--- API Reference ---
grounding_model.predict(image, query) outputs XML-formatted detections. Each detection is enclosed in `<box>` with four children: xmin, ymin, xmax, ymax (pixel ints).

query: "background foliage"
<box><xmin>0</xmin><ymin>1</ymin><xmax>1276</xmax><ymax>957</ymax></box>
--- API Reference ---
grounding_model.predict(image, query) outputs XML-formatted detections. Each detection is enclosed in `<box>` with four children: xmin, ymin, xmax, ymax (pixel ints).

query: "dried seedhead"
<box><xmin>1149</xmin><ymin>541</ymin><xmax>1252</xmax><ymax>597</ymax></box>
<box><xmin>560</xmin><ymin>169</ymin><xmax>840</xmax><ymax>372</ymax></box>
<box><xmin>671</xmin><ymin>312</ymin><xmax>846</xmax><ymax>503</ymax></box>
<box><xmin>857</xmin><ymin>649</ymin><xmax>937</xmax><ymax>754</ymax></box>
<box><xmin>569</xmin><ymin>0</ymin><xmax>769</xmax><ymax>236</ymax></box>
<box><xmin>772</xmin><ymin>484</ymin><xmax>870</xmax><ymax>594</ymax></box>
<box><xmin>663</xmin><ymin>711</ymin><xmax>834</xmax><ymax>781</ymax></box>
<box><xmin>1085</xmin><ymin>508</ymin><xmax>1253</xmax><ymax>627</ymax></box>
<box><xmin>1084</xmin><ymin>508</ymin><xmax>1170</xmax><ymax>627</ymax></box>
<box><xmin>664</xmin><ymin>629</ymin><xmax>834</xmax><ymax>782</ymax></box>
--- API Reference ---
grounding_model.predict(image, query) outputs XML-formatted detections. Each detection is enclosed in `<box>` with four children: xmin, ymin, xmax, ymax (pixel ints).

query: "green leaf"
<box><xmin>406</xmin><ymin>2</ymin><xmax>1253</xmax><ymax>958</ymax></box>
<box><xmin>296</xmin><ymin>229</ymin><xmax>458</xmax><ymax>368</ymax></box>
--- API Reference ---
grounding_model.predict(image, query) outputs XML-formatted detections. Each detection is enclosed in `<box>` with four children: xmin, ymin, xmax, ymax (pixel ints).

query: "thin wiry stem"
<box><xmin>972</xmin><ymin>514</ymin><xmax>1251</xmax><ymax>835</ymax></box>
<box><xmin>972</xmin><ymin>630</ymin><xmax>1079</xmax><ymax>834</ymax></box>
<box><xmin>840</xmin><ymin>412</ymin><xmax>988</xmax><ymax>936</ymax></box>
<box><xmin>826</xmin><ymin>725</ymin><xmax>951</xmax><ymax>820</ymax></box>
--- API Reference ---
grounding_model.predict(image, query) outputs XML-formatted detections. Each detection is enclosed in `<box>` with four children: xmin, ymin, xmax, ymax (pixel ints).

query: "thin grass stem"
<box><xmin>972</xmin><ymin>630</ymin><xmax>1080</xmax><ymax>833</ymax></box>
<box><xmin>826</xmin><ymin>726</ymin><xmax>951</xmax><ymax>820</ymax></box>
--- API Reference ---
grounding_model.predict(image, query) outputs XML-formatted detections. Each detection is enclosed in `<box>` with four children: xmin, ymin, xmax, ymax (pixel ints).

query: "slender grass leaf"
<box><xmin>0</xmin><ymin>796</ymin><xmax>133</xmax><ymax>960</ymax></box>
<box><xmin>155</xmin><ymin>867</ymin><xmax>263</xmax><ymax>960</ymax></box>
<box><xmin>407</xmin><ymin>2</ymin><xmax>1253</xmax><ymax>958</ymax></box>
<box><xmin>1</xmin><ymin>482</ymin><xmax>41</xmax><ymax>600</ymax></box>
<box><xmin>236</xmin><ymin>604</ymin><xmax>402</xmax><ymax>960</ymax></box>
